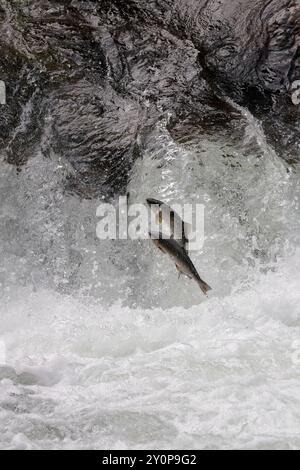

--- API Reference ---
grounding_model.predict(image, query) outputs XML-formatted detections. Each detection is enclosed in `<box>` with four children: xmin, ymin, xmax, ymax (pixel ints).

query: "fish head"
<box><xmin>146</xmin><ymin>198</ymin><xmax>163</xmax><ymax>207</ymax></box>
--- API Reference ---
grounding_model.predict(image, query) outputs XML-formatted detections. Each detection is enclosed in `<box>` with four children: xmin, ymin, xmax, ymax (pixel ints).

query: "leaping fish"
<box><xmin>147</xmin><ymin>198</ymin><xmax>190</xmax><ymax>252</ymax></box>
<box><xmin>150</xmin><ymin>233</ymin><xmax>211</xmax><ymax>296</ymax></box>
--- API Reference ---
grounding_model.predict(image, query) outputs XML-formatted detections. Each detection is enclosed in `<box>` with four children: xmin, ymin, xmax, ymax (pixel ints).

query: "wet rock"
<box><xmin>0</xmin><ymin>0</ymin><xmax>299</xmax><ymax>198</ymax></box>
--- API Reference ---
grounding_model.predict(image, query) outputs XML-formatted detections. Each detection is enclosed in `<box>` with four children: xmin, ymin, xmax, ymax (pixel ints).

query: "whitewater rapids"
<box><xmin>0</xmin><ymin>107</ymin><xmax>300</xmax><ymax>449</ymax></box>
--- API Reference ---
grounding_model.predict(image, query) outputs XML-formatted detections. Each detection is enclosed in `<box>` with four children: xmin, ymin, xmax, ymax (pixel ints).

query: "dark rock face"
<box><xmin>182</xmin><ymin>0</ymin><xmax>300</xmax><ymax>162</ymax></box>
<box><xmin>0</xmin><ymin>0</ymin><xmax>299</xmax><ymax>197</ymax></box>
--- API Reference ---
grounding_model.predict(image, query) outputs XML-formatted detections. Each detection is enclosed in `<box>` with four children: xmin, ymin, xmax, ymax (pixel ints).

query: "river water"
<box><xmin>0</xmin><ymin>94</ymin><xmax>300</xmax><ymax>448</ymax></box>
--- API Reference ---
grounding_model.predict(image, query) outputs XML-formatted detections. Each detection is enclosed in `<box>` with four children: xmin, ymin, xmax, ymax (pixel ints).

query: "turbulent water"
<box><xmin>1</xmin><ymin>99</ymin><xmax>300</xmax><ymax>449</ymax></box>
<box><xmin>0</xmin><ymin>0</ymin><xmax>300</xmax><ymax>450</ymax></box>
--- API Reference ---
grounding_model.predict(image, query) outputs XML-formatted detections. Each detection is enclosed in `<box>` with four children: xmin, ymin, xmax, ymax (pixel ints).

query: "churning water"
<box><xmin>0</xmin><ymin>104</ymin><xmax>300</xmax><ymax>449</ymax></box>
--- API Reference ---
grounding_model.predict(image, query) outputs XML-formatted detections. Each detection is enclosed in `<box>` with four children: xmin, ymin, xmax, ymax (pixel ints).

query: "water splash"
<box><xmin>0</xmin><ymin>103</ymin><xmax>299</xmax><ymax>449</ymax></box>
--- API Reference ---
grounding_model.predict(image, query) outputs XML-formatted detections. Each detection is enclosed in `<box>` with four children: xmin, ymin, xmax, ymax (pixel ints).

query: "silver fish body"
<box><xmin>146</xmin><ymin>198</ymin><xmax>189</xmax><ymax>251</ymax></box>
<box><xmin>151</xmin><ymin>234</ymin><xmax>211</xmax><ymax>296</ymax></box>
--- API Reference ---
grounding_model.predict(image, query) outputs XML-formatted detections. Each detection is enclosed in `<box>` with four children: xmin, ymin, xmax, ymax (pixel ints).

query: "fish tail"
<box><xmin>197</xmin><ymin>278</ymin><xmax>212</xmax><ymax>296</ymax></box>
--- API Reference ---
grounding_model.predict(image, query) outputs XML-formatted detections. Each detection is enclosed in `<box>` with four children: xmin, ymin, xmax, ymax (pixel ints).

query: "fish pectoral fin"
<box><xmin>175</xmin><ymin>264</ymin><xmax>182</xmax><ymax>275</ymax></box>
<box><xmin>175</xmin><ymin>264</ymin><xmax>183</xmax><ymax>279</ymax></box>
<box><xmin>175</xmin><ymin>264</ymin><xmax>192</xmax><ymax>280</ymax></box>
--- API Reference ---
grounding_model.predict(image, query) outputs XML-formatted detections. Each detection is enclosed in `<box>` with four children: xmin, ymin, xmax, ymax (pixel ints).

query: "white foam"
<box><xmin>1</xmin><ymin>107</ymin><xmax>300</xmax><ymax>449</ymax></box>
<box><xmin>0</xmin><ymin>249</ymin><xmax>299</xmax><ymax>449</ymax></box>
